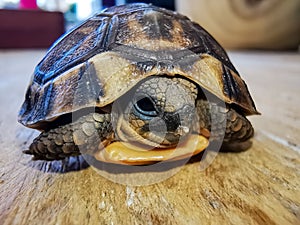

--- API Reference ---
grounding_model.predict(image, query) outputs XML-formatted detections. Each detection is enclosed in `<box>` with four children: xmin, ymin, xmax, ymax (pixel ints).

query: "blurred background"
<box><xmin>0</xmin><ymin>0</ymin><xmax>299</xmax><ymax>50</ymax></box>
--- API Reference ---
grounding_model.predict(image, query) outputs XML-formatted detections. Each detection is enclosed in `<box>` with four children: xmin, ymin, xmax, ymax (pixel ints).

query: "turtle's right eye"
<box><xmin>134</xmin><ymin>96</ymin><xmax>158</xmax><ymax>117</ymax></box>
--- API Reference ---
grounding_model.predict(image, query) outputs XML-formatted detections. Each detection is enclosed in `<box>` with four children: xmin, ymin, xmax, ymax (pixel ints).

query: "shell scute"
<box><xmin>35</xmin><ymin>17</ymin><xmax>110</xmax><ymax>85</ymax></box>
<box><xmin>19</xmin><ymin>3</ymin><xmax>258</xmax><ymax>129</ymax></box>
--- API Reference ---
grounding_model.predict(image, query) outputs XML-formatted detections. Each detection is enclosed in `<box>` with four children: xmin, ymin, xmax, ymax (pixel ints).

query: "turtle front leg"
<box><xmin>196</xmin><ymin>100</ymin><xmax>254</xmax><ymax>152</ymax></box>
<box><xmin>221</xmin><ymin>108</ymin><xmax>254</xmax><ymax>151</ymax></box>
<box><xmin>24</xmin><ymin>113</ymin><xmax>113</xmax><ymax>160</ymax></box>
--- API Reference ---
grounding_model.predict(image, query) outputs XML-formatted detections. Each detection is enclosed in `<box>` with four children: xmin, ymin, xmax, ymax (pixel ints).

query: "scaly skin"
<box><xmin>25</xmin><ymin>77</ymin><xmax>254</xmax><ymax>160</ymax></box>
<box><xmin>196</xmin><ymin>99</ymin><xmax>254</xmax><ymax>151</ymax></box>
<box><xmin>25</xmin><ymin>113</ymin><xmax>113</xmax><ymax>160</ymax></box>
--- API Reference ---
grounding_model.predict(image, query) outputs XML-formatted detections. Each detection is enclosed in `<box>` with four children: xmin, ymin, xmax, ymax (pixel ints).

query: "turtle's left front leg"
<box><xmin>24</xmin><ymin>113</ymin><xmax>113</xmax><ymax>160</ymax></box>
<box><xmin>196</xmin><ymin>99</ymin><xmax>254</xmax><ymax>151</ymax></box>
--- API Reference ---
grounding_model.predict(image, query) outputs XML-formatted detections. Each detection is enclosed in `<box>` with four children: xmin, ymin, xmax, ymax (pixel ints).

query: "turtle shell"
<box><xmin>19</xmin><ymin>3</ymin><xmax>258</xmax><ymax>129</ymax></box>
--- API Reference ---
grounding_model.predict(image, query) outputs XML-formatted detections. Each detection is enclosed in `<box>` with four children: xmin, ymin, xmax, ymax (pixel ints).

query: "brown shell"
<box><xmin>18</xmin><ymin>3</ymin><xmax>258</xmax><ymax>129</ymax></box>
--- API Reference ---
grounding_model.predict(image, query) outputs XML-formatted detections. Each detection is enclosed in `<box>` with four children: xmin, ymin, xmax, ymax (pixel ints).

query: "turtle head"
<box><xmin>114</xmin><ymin>76</ymin><xmax>198</xmax><ymax>148</ymax></box>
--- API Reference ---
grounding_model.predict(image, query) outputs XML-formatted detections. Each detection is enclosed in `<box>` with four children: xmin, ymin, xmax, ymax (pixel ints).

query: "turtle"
<box><xmin>18</xmin><ymin>3</ymin><xmax>259</xmax><ymax>164</ymax></box>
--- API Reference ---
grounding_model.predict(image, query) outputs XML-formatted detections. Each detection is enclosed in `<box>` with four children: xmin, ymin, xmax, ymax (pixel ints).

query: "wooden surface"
<box><xmin>176</xmin><ymin>0</ymin><xmax>300</xmax><ymax>50</ymax></box>
<box><xmin>0</xmin><ymin>50</ymin><xmax>299</xmax><ymax>224</ymax></box>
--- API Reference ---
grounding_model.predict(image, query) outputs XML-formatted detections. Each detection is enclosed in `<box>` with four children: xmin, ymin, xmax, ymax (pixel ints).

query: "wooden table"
<box><xmin>0</xmin><ymin>50</ymin><xmax>299</xmax><ymax>225</ymax></box>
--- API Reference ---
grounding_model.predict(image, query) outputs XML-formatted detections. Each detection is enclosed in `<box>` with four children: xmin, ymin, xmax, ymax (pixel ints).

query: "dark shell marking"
<box><xmin>19</xmin><ymin>3</ymin><xmax>258</xmax><ymax>129</ymax></box>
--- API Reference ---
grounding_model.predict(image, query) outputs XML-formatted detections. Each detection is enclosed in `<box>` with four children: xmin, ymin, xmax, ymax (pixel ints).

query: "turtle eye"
<box><xmin>134</xmin><ymin>96</ymin><xmax>158</xmax><ymax>117</ymax></box>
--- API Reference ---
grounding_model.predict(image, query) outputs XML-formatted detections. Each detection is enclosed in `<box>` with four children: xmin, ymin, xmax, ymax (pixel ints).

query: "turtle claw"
<box><xmin>23</xmin><ymin>149</ymin><xmax>33</xmax><ymax>155</ymax></box>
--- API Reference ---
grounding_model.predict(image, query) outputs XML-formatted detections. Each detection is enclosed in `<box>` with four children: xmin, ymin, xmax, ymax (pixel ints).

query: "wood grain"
<box><xmin>0</xmin><ymin>50</ymin><xmax>299</xmax><ymax>224</ymax></box>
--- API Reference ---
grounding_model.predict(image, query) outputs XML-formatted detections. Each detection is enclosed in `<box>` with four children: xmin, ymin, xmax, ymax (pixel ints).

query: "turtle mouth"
<box><xmin>92</xmin><ymin>113</ymin><xmax>209</xmax><ymax>165</ymax></box>
<box><xmin>93</xmin><ymin>109</ymin><xmax>208</xmax><ymax>165</ymax></box>
<box><xmin>94</xmin><ymin>134</ymin><xmax>209</xmax><ymax>165</ymax></box>
<box><xmin>114</xmin><ymin>113</ymin><xmax>190</xmax><ymax>149</ymax></box>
